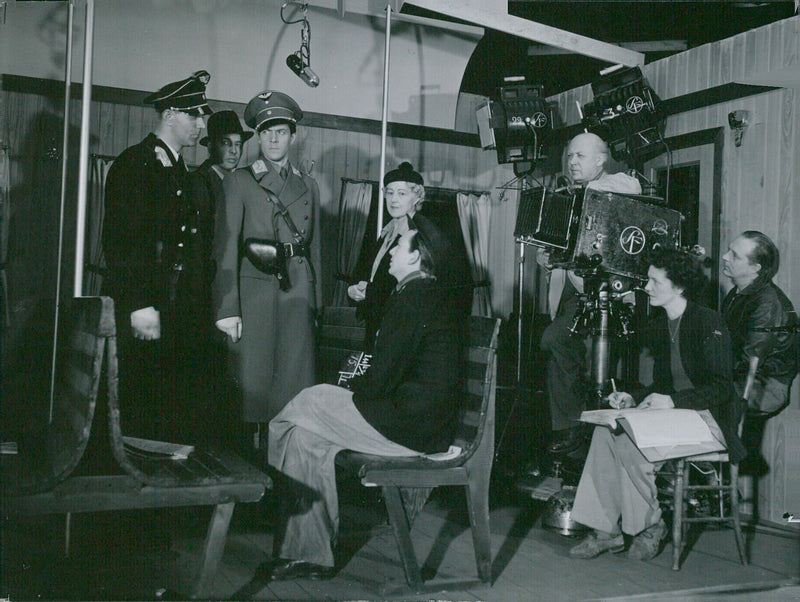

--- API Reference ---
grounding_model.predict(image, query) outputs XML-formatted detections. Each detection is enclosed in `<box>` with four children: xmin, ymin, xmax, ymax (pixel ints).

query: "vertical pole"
<box><xmin>74</xmin><ymin>0</ymin><xmax>95</xmax><ymax>298</ymax></box>
<box><xmin>377</xmin><ymin>4</ymin><xmax>392</xmax><ymax>238</ymax></box>
<box><xmin>49</xmin><ymin>0</ymin><xmax>75</xmax><ymax>423</ymax></box>
<box><xmin>516</xmin><ymin>242</ymin><xmax>525</xmax><ymax>386</ymax></box>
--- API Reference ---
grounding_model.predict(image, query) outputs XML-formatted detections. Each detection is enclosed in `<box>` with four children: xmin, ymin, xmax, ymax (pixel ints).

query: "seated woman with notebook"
<box><xmin>568</xmin><ymin>248</ymin><xmax>746</xmax><ymax>562</ymax></box>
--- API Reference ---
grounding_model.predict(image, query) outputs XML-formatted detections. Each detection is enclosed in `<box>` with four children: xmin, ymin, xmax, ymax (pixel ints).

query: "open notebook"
<box><xmin>579</xmin><ymin>408</ymin><xmax>726</xmax><ymax>462</ymax></box>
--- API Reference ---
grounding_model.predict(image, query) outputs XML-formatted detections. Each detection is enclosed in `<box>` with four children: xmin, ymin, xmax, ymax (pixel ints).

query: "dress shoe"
<box><xmin>569</xmin><ymin>532</ymin><xmax>625</xmax><ymax>559</ymax></box>
<box><xmin>266</xmin><ymin>558</ymin><xmax>336</xmax><ymax>581</ymax></box>
<box><xmin>548</xmin><ymin>426</ymin><xmax>583</xmax><ymax>455</ymax></box>
<box><xmin>628</xmin><ymin>519</ymin><xmax>667</xmax><ymax>561</ymax></box>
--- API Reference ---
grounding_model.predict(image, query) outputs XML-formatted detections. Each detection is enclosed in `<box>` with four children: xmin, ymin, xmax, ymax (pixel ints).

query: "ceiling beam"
<box><xmin>310</xmin><ymin>1</ymin><xmax>483</xmax><ymax>35</ymax></box>
<box><xmin>528</xmin><ymin>39</ymin><xmax>687</xmax><ymax>55</ymax></box>
<box><xmin>404</xmin><ymin>0</ymin><xmax>645</xmax><ymax>66</ymax></box>
<box><xmin>511</xmin><ymin>0</ymin><xmax>792</xmax><ymax>3</ymax></box>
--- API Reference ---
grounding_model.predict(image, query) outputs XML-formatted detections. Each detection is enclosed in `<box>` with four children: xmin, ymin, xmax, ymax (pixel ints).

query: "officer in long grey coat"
<box><xmin>212</xmin><ymin>91</ymin><xmax>321</xmax><ymax>448</ymax></box>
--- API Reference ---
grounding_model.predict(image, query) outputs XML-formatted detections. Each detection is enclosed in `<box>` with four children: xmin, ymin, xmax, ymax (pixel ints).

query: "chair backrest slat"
<box><xmin>450</xmin><ymin>317</ymin><xmax>500</xmax><ymax>461</ymax></box>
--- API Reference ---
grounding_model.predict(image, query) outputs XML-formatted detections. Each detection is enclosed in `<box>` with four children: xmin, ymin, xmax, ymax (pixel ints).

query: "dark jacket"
<box><xmin>722</xmin><ymin>277</ymin><xmax>798</xmax><ymax>386</ymax></box>
<box><xmin>102</xmin><ymin>133</ymin><xmax>188</xmax><ymax>318</ymax></box>
<box><xmin>356</xmin><ymin>235</ymin><xmax>396</xmax><ymax>353</ymax></box>
<box><xmin>350</xmin><ymin>275</ymin><xmax>463</xmax><ymax>454</ymax></box>
<box><xmin>184</xmin><ymin>159</ymin><xmax>224</xmax><ymax>312</ymax></box>
<box><xmin>636</xmin><ymin>301</ymin><xmax>746</xmax><ymax>463</ymax></box>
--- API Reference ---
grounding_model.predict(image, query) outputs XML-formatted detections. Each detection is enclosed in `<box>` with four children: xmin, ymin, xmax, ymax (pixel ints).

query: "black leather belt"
<box><xmin>283</xmin><ymin>242</ymin><xmax>307</xmax><ymax>258</ymax></box>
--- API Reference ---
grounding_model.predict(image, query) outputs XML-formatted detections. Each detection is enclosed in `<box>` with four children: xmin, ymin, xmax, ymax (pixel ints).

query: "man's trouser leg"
<box><xmin>540</xmin><ymin>301</ymin><xmax>587</xmax><ymax>431</ymax></box>
<box><xmin>571</xmin><ymin>427</ymin><xmax>662</xmax><ymax>536</ymax></box>
<box><xmin>268</xmin><ymin>384</ymin><xmax>418</xmax><ymax>567</ymax></box>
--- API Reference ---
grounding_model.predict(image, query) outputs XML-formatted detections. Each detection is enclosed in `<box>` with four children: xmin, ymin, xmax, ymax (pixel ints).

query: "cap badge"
<box><xmin>258</xmin><ymin>92</ymin><xmax>273</xmax><ymax>100</ymax></box>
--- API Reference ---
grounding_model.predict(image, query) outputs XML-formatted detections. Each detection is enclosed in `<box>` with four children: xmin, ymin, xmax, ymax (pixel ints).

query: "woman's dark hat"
<box><xmin>384</xmin><ymin>161</ymin><xmax>424</xmax><ymax>186</ymax></box>
<box><xmin>143</xmin><ymin>70</ymin><xmax>213</xmax><ymax>116</ymax></box>
<box><xmin>244</xmin><ymin>91</ymin><xmax>303</xmax><ymax>131</ymax></box>
<box><xmin>199</xmin><ymin>110</ymin><xmax>253</xmax><ymax>147</ymax></box>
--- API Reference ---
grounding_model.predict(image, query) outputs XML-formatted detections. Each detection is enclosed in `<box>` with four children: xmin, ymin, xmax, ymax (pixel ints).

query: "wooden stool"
<box><xmin>670</xmin><ymin>452</ymin><xmax>746</xmax><ymax>570</ymax></box>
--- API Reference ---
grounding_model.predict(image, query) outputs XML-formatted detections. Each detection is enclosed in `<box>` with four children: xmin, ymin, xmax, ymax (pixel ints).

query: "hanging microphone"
<box><xmin>286</xmin><ymin>53</ymin><xmax>319</xmax><ymax>87</ymax></box>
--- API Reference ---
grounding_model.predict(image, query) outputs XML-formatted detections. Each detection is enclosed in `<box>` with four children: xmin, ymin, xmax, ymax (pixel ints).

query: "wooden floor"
<box><xmin>2</xmin><ymin>476</ymin><xmax>798</xmax><ymax>601</ymax></box>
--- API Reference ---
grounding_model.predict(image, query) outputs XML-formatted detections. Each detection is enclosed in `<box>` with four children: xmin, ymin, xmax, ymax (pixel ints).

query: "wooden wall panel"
<box><xmin>545</xmin><ymin>18</ymin><xmax>800</xmax><ymax>526</ymax></box>
<box><xmin>1</xmin><ymin>85</ymin><xmax>519</xmax><ymax>318</ymax></box>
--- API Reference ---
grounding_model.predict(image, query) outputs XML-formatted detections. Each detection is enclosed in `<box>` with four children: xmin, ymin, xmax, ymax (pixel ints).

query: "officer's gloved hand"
<box><xmin>131</xmin><ymin>306</ymin><xmax>161</xmax><ymax>341</ymax></box>
<box><xmin>348</xmin><ymin>281</ymin><xmax>367</xmax><ymax>302</ymax></box>
<box><xmin>216</xmin><ymin>316</ymin><xmax>242</xmax><ymax>342</ymax></box>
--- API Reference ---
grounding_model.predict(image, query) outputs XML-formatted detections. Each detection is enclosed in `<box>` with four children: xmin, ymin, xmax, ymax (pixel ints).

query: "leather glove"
<box><xmin>131</xmin><ymin>306</ymin><xmax>161</xmax><ymax>341</ymax></box>
<box><xmin>216</xmin><ymin>316</ymin><xmax>242</xmax><ymax>342</ymax></box>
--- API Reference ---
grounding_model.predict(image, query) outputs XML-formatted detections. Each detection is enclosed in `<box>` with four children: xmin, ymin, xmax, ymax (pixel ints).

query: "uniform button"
<box><xmin>177</xmin><ymin>190</ymin><xmax>182</xmax><ymax>196</ymax></box>
<box><xmin>304</xmin><ymin>215</ymin><xmax>309</xmax><ymax>221</ymax></box>
<box><xmin>301</xmin><ymin>229</ymin><xmax>306</xmax><ymax>234</ymax></box>
<box><xmin>298</xmin><ymin>259</ymin><xmax>304</xmax><ymax>264</ymax></box>
<box><xmin>304</xmin><ymin>201</ymin><xmax>309</xmax><ymax>205</ymax></box>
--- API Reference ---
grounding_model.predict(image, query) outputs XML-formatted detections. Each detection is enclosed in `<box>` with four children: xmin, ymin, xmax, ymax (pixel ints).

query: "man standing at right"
<box><xmin>539</xmin><ymin>132</ymin><xmax>641</xmax><ymax>454</ymax></box>
<box><xmin>721</xmin><ymin>230</ymin><xmax>798</xmax><ymax>475</ymax></box>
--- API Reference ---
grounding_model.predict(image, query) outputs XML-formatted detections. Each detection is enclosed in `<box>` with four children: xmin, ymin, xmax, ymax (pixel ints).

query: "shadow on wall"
<box><xmin>37</xmin><ymin>3</ymin><xmax>81</xmax><ymax>81</ymax></box>
<box><xmin>313</xmin><ymin>142</ymin><xmax>378</xmax><ymax>307</ymax></box>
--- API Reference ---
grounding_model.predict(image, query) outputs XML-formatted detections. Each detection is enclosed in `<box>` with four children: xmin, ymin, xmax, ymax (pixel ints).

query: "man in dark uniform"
<box><xmin>212</xmin><ymin>91</ymin><xmax>322</xmax><ymax>453</ymax></box>
<box><xmin>102</xmin><ymin>71</ymin><xmax>212</xmax><ymax>440</ymax></box>
<box><xmin>184</xmin><ymin>110</ymin><xmax>252</xmax><ymax>443</ymax></box>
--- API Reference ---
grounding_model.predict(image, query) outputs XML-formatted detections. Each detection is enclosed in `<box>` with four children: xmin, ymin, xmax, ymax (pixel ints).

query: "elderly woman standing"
<box><xmin>348</xmin><ymin>162</ymin><xmax>426</xmax><ymax>351</ymax></box>
<box><xmin>568</xmin><ymin>248</ymin><xmax>745</xmax><ymax>562</ymax></box>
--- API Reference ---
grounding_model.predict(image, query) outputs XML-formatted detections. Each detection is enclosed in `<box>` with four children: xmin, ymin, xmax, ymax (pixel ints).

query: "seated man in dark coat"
<box><xmin>266</xmin><ymin>216</ymin><xmax>464</xmax><ymax>581</ymax></box>
<box><xmin>721</xmin><ymin>230</ymin><xmax>798</xmax><ymax>475</ymax></box>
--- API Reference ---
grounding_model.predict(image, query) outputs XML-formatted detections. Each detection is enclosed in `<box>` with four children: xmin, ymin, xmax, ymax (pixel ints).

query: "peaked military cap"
<box><xmin>244</xmin><ymin>91</ymin><xmax>303</xmax><ymax>132</ymax></box>
<box><xmin>144</xmin><ymin>70</ymin><xmax>213</xmax><ymax>116</ymax></box>
<box><xmin>200</xmin><ymin>110</ymin><xmax>253</xmax><ymax>147</ymax></box>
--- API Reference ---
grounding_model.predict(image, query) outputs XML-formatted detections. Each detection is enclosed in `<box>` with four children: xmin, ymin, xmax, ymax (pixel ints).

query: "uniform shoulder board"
<box><xmin>251</xmin><ymin>159</ymin><xmax>269</xmax><ymax>176</ymax></box>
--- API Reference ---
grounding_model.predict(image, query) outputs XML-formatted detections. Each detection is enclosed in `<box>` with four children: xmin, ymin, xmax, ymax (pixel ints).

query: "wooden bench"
<box><xmin>336</xmin><ymin>315</ymin><xmax>501</xmax><ymax>595</ymax></box>
<box><xmin>1</xmin><ymin>296</ymin><xmax>271</xmax><ymax>599</ymax></box>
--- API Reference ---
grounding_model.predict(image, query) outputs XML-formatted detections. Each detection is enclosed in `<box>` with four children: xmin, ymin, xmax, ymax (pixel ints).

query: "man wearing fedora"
<box><xmin>213</xmin><ymin>90</ymin><xmax>322</xmax><ymax>455</ymax></box>
<box><xmin>102</xmin><ymin>70</ymin><xmax>212</xmax><ymax>440</ymax></box>
<box><xmin>185</xmin><ymin>110</ymin><xmax>253</xmax><ymax>442</ymax></box>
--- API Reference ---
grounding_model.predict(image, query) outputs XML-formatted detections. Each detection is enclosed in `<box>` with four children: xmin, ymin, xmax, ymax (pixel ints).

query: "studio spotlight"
<box><xmin>476</xmin><ymin>76</ymin><xmax>557</xmax><ymax>167</ymax></box>
<box><xmin>581</xmin><ymin>65</ymin><xmax>665</xmax><ymax>164</ymax></box>
<box><xmin>281</xmin><ymin>2</ymin><xmax>319</xmax><ymax>88</ymax></box>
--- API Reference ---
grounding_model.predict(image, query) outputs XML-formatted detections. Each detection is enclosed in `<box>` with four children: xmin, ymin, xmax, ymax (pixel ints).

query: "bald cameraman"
<box><xmin>539</xmin><ymin>132</ymin><xmax>642</xmax><ymax>455</ymax></box>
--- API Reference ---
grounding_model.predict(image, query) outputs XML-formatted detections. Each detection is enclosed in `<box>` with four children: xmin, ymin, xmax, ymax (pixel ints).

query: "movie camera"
<box><xmin>515</xmin><ymin>186</ymin><xmax>683</xmax><ymax>396</ymax></box>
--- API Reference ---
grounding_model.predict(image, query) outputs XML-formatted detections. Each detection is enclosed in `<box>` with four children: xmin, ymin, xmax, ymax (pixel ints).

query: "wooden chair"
<box><xmin>666</xmin><ymin>358</ymin><xmax>758</xmax><ymax>571</ymax></box>
<box><xmin>2</xmin><ymin>296</ymin><xmax>271</xmax><ymax>599</ymax></box>
<box><xmin>336</xmin><ymin>316</ymin><xmax>500</xmax><ymax>595</ymax></box>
